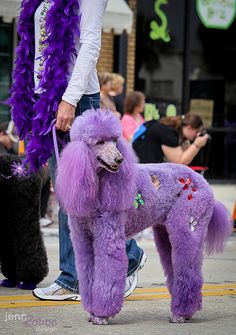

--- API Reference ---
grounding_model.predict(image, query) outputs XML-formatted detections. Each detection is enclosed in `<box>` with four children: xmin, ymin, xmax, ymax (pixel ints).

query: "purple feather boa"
<box><xmin>8</xmin><ymin>0</ymin><xmax>80</xmax><ymax>171</ymax></box>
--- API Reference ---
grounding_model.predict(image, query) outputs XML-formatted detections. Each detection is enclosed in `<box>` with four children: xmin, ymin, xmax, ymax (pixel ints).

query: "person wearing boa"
<box><xmin>8</xmin><ymin>0</ymin><xmax>146</xmax><ymax>301</ymax></box>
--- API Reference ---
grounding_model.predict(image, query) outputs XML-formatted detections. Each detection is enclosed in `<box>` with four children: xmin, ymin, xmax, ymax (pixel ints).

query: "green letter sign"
<box><xmin>196</xmin><ymin>0</ymin><xmax>236</xmax><ymax>29</ymax></box>
<box><xmin>150</xmin><ymin>0</ymin><xmax>170</xmax><ymax>42</ymax></box>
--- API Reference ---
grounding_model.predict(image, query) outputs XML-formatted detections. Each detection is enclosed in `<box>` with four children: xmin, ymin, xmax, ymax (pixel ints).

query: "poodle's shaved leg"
<box><xmin>166</xmin><ymin>212</ymin><xmax>205</xmax><ymax>321</ymax></box>
<box><xmin>17</xmin><ymin>281</ymin><xmax>37</xmax><ymax>290</ymax></box>
<box><xmin>92</xmin><ymin>213</ymin><xmax>128</xmax><ymax>321</ymax></box>
<box><xmin>88</xmin><ymin>314</ymin><xmax>109</xmax><ymax>325</ymax></box>
<box><xmin>68</xmin><ymin>217</ymin><xmax>94</xmax><ymax>314</ymax></box>
<box><xmin>153</xmin><ymin>226</ymin><xmax>174</xmax><ymax>294</ymax></box>
<box><xmin>0</xmin><ymin>279</ymin><xmax>18</xmax><ymax>288</ymax></box>
<box><xmin>92</xmin><ymin>316</ymin><xmax>109</xmax><ymax>325</ymax></box>
<box><xmin>169</xmin><ymin>316</ymin><xmax>186</xmax><ymax>323</ymax></box>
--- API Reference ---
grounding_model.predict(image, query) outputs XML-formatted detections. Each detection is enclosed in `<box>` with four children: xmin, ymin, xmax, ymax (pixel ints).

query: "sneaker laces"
<box><xmin>41</xmin><ymin>282</ymin><xmax>62</xmax><ymax>295</ymax></box>
<box><xmin>125</xmin><ymin>273</ymin><xmax>135</xmax><ymax>292</ymax></box>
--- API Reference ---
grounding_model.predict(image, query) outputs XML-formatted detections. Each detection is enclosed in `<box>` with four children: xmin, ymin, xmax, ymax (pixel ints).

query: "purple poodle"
<box><xmin>55</xmin><ymin>109</ymin><xmax>232</xmax><ymax>325</ymax></box>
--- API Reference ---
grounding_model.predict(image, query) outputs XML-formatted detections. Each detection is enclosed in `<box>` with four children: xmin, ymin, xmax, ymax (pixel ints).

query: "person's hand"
<box><xmin>55</xmin><ymin>100</ymin><xmax>76</xmax><ymax>132</ymax></box>
<box><xmin>194</xmin><ymin>133</ymin><xmax>209</xmax><ymax>148</ymax></box>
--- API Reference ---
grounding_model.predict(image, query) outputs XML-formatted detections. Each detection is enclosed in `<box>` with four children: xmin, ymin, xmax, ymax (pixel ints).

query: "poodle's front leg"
<box><xmin>68</xmin><ymin>217</ymin><xmax>94</xmax><ymax>314</ymax></box>
<box><xmin>92</xmin><ymin>211</ymin><xmax>128</xmax><ymax>324</ymax></box>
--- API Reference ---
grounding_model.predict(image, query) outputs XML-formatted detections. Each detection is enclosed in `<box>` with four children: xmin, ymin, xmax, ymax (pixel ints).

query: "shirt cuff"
<box><xmin>61</xmin><ymin>94</ymin><xmax>79</xmax><ymax>107</ymax></box>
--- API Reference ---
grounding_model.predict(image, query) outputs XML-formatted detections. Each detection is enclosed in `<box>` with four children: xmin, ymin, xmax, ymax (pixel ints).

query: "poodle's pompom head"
<box><xmin>70</xmin><ymin>109</ymin><xmax>121</xmax><ymax>145</ymax></box>
<box><xmin>56</xmin><ymin>108</ymin><xmax>137</xmax><ymax>215</ymax></box>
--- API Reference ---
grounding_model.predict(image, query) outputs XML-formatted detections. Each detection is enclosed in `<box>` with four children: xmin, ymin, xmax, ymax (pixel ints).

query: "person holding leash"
<box><xmin>9</xmin><ymin>0</ymin><xmax>146</xmax><ymax>301</ymax></box>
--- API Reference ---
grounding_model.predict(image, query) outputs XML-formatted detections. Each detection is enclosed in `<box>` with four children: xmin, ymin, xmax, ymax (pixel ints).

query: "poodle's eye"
<box><xmin>97</xmin><ymin>140</ymin><xmax>105</xmax><ymax>145</ymax></box>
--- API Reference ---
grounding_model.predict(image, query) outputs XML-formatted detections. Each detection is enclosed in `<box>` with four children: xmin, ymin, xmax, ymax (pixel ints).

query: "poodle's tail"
<box><xmin>205</xmin><ymin>201</ymin><xmax>232</xmax><ymax>256</ymax></box>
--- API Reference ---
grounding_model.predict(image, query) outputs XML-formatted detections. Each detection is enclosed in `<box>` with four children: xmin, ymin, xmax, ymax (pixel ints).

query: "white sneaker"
<box><xmin>40</xmin><ymin>217</ymin><xmax>53</xmax><ymax>227</ymax></box>
<box><xmin>33</xmin><ymin>283</ymin><xmax>81</xmax><ymax>301</ymax></box>
<box><xmin>124</xmin><ymin>250</ymin><xmax>147</xmax><ymax>298</ymax></box>
<box><xmin>124</xmin><ymin>272</ymin><xmax>138</xmax><ymax>298</ymax></box>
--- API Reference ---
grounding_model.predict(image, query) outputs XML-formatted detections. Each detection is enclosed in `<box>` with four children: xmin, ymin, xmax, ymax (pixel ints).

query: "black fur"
<box><xmin>0</xmin><ymin>154</ymin><xmax>48</xmax><ymax>284</ymax></box>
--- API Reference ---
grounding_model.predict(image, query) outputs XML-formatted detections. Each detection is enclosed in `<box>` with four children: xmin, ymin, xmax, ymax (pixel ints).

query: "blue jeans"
<box><xmin>48</xmin><ymin>93</ymin><xmax>143</xmax><ymax>292</ymax></box>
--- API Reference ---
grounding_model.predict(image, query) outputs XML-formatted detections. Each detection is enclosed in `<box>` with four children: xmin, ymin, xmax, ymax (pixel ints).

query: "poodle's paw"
<box><xmin>185</xmin><ymin>316</ymin><xmax>192</xmax><ymax>321</ymax></box>
<box><xmin>0</xmin><ymin>279</ymin><xmax>18</xmax><ymax>288</ymax></box>
<box><xmin>92</xmin><ymin>316</ymin><xmax>109</xmax><ymax>325</ymax></box>
<box><xmin>17</xmin><ymin>282</ymin><xmax>37</xmax><ymax>290</ymax></box>
<box><xmin>169</xmin><ymin>315</ymin><xmax>186</xmax><ymax>323</ymax></box>
<box><xmin>88</xmin><ymin>314</ymin><xmax>95</xmax><ymax>323</ymax></box>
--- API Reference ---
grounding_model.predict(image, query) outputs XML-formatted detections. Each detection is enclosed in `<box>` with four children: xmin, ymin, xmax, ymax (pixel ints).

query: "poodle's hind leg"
<box><xmin>153</xmin><ymin>226</ymin><xmax>174</xmax><ymax>294</ymax></box>
<box><xmin>166</xmin><ymin>210</ymin><xmax>206</xmax><ymax>322</ymax></box>
<box><xmin>0</xmin><ymin>192</ymin><xmax>18</xmax><ymax>287</ymax></box>
<box><xmin>0</xmin><ymin>232</ymin><xmax>18</xmax><ymax>287</ymax></box>
<box><xmin>68</xmin><ymin>217</ymin><xmax>94</xmax><ymax>314</ymax></box>
<box><xmin>91</xmin><ymin>212</ymin><xmax>128</xmax><ymax>324</ymax></box>
<box><xmin>9</xmin><ymin>175</ymin><xmax>48</xmax><ymax>286</ymax></box>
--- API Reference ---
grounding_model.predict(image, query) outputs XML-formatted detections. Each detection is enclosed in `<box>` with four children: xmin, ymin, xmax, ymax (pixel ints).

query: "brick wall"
<box><xmin>126</xmin><ymin>0</ymin><xmax>137</xmax><ymax>93</ymax></box>
<box><xmin>97</xmin><ymin>32</ymin><xmax>114</xmax><ymax>74</ymax></box>
<box><xmin>97</xmin><ymin>0</ymin><xmax>137</xmax><ymax>92</ymax></box>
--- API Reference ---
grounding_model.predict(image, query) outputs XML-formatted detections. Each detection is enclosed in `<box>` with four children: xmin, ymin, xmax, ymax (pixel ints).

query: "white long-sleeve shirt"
<box><xmin>34</xmin><ymin>0</ymin><xmax>108</xmax><ymax>106</ymax></box>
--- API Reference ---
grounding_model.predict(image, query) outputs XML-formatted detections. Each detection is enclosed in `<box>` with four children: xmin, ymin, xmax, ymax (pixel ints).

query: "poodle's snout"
<box><xmin>95</xmin><ymin>141</ymin><xmax>123</xmax><ymax>173</ymax></box>
<box><xmin>115</xmin><ymin>157</ymin><xmax>123</xmax><ymax>165</ymax></box>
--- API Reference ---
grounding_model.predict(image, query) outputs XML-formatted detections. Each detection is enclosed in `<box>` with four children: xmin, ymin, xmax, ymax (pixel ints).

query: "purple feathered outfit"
<box><xmin>8</xmin><ymin>0</ymin><xmax>80</xmax><ymax>171</ymax></box>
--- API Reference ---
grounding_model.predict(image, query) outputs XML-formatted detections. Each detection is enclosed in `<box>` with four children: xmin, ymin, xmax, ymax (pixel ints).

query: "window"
<box><xmin>0</xmin><ymin>19</ymin><xmax>13</xmax><ymax>122</ymax></box>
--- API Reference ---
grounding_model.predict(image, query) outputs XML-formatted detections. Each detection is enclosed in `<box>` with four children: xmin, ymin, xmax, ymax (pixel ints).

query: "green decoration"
<box><xmin>134</xmin><ymin>193</ymin><xmax>145</xmax><ymax>209</ymax></box>
<box><xmin>196</xmin><ymin>0</ymin><xmax>236</xmax><ymax>29</ymax></box>
<box><xmin>150</xmin><ymin>0</ymin><xmax>170</xmax><ymax>43</ymax></box>
<box><xmin>166</xmin><ymin>104</ymin><xmax>177</xmax><ymax>117</ymax></box>
<box><xmin>144</xmin><ymin>103</ymin><xmax>160</xmax><ymax>121</ymax></box>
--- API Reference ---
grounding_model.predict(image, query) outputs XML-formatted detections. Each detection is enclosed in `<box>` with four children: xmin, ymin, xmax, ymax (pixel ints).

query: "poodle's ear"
<box><xmin>55</xmin><ymin>141</ymin><xmax>98</xmax><ymax>217</ymax></box>
<box><xmin>99</xmin><ymin>138</ymin><xmax>137</xmax><ymax>212</ymax></box>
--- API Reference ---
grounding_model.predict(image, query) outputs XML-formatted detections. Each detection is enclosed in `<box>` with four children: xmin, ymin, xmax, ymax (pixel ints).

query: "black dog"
<box><xmin>0</xmin><ymin>154</ymin><xmax>48</xmax><ymax>289</ymax></box>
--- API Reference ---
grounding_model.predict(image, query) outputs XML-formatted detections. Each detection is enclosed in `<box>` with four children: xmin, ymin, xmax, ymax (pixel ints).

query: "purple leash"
<box><xmin>51</xmin><ymin>119</ymin><xmax>60</xmax><ymax>166</ymax></box>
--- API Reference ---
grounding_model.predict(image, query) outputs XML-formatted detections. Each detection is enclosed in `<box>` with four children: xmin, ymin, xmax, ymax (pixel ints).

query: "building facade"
<box><xmin>135</xmin><ymin>0</ymin><xmax>236</xmax><ymax>180</ymax></box>
<box><xmin>0</xmin><ymin>0</ymin><xmax>235</xmax><ymax>180</ymax></box>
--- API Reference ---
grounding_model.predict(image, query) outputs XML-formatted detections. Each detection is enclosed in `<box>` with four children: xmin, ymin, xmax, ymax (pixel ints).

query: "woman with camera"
<box><xmin>133</xmin><ymin>113</ymin><xmax>209</xmax><ymax>165</ymax></box>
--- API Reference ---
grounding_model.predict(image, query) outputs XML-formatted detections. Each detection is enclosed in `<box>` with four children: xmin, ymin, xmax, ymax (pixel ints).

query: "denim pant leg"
<box><xmin>50</xmin><ymin>94</ymin><xmax>101</xmax><ymax>292</ymax></box>
<box><xmin>48</xmin><ymin>155</ymin><xmax>79</xmax><ymax>292</ymax></box>
<box><xmin>126</xmin><ymin>239</ymin><xmax>144</xmax><ymax>276</ymax></box>
<box><xmin>50</xmin><ymin>93</ymin><xmax>143</xmax><ymax>292</ymax></box>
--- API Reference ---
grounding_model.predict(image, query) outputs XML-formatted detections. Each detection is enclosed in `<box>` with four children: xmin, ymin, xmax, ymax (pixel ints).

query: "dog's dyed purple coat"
<box><xmin>56</xmin><ymin>109</ymin><xmax>232</xmax><ymax>323</ymax></box>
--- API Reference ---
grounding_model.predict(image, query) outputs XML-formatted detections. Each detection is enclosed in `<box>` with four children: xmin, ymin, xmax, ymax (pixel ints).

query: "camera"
<box><xmin>198</xmin><ymin>128</ymin><xmax>207</xmax><ymax>137</ymax></box>
<box><xmin>197</xmin><ymin>128</ymin><xmax>211</xmax><ymax>141</ymax></box>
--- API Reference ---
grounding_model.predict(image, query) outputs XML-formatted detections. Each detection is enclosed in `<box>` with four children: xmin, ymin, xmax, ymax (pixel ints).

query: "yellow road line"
<box><xmin>135</xmin><ymin>283</ymin><xmax>236</xmax><ymax>294</ymax></box>
<box><xmin>0</xmin><ymin>295</ymin><xmax>34</xmax><ymax>301</ymax></box>
<box><xmin>128</xmin><ymin>290</ymin><xmax>236</xmax><ymax>301</ymax></box>
<box><xmin>0</xmin><ymin>283</ymin><xmax>233</xmax><ymax>301</ymax></box>
<box><xmin>0</xmin><ymin>284</ymin><xmax>235</xmax><ymax>309</ymax></box>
